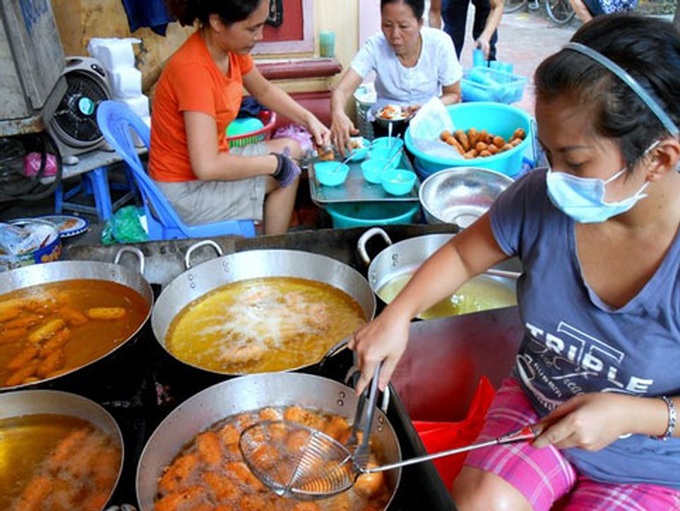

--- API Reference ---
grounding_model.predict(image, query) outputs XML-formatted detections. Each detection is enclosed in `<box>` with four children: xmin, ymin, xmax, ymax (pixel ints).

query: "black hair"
<box><xmin>380</xmin><ymin>0</ymin><xmax>425</xmax><ymax>20</ymax></box>
<box><xmin>165</xmin><ymin>0</ymin><xmax>264</xmax><ymax>27</ymax></box>
<box><xmin>535</xmin><ymin>13</ymin><xmax>680</xmax><ymax>168</ymax></box>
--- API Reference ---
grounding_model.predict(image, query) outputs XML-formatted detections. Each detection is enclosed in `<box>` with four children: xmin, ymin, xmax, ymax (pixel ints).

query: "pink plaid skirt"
<box><xmin>464</xmin><ymin>378</ymin><xmax>680</xmax><ymax>510</ymax></box>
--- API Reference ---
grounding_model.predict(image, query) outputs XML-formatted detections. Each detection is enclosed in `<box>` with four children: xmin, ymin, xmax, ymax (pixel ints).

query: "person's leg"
<box><xmin>471</xmin><ymin>0</ymin><xmax>498</xmax><ymax>60</ymax></box>
<box><xmin>442</xmin><ymin>0</ymin><xmax>472</xmax><ymax>58</ymax></box>
<box><xmin>562</xmin><ymin>476</ymin><xmax>680</xmax><ymax>510</ymax></box>
<box><xmin>262</xmin><ymin>175</ymin><xmax>299</xmax><ymax>235</ymax></box>
<box><xmin>453</xmin><ymin>378</ymin><xmax>577</xmax><ymax>511</ymax></box>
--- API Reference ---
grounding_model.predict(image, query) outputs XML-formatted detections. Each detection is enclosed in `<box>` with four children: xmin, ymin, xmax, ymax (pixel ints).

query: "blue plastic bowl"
<box><xmin>405</xmin><ymin>102</ymin><xmax>533</xmax><ymax>178</ymax></box>
<box><xmin>367</xmin><ymin>147</ymin><xmax>401</xmax><ymax>169</ymax></box>
<box><xmin>361</xmin><ymin>158</ymin><xmax>391</xmax><ymax>184</ymax></box>
<box><xmin>371</xmin><ymin>137</ymin><xmax>404</xmax><ymax>152</ymax></box>
<box><xmin>381</xmin><ymin>169</ymin><xmax>417</xmax><ymax>196</ymax></box>
<box><xmin>348</xmin><ymin>137</ymin><xmax>370</xmax><ymax>161</ymax></box>
<box><xmin>325</xmin><ymin>201</ymin><xmax>421</xmax><ymax>228</ymax></box>
<box><xmin>314</xmin><ymin>161</ymin><xmax>350</xmax><ymax>187</ymax></box>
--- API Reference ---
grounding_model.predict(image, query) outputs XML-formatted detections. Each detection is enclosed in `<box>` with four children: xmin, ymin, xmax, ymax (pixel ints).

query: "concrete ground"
<box><xmin>0</xmin><ymin>10</ymin><xmax>579</xmax><ymax>250</ymax></box>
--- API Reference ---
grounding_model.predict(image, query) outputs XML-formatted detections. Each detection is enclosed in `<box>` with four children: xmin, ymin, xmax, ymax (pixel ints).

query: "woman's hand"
<box><xmin>475</xmin><ymin>38</ymin><xmax>492</xmax><ymax>60</ymax></box>
<box><xmin>349</xmin><ymin>307</ymin><xmax>411</xmax><ymax>394</ymax></box>
<box><xmin>533</xmin><ymin>393</ymin><xmax>642</xmax><ymax>451</ymax></box>
<box><xmin>330</xmin><ymin>110</ymin><xmax>360</xmax><ymax>156</ymax></box>
<box><xmin>306</xmin><ymin>115</ymin><xmax>331</xmax><ymax>149</ymax></box>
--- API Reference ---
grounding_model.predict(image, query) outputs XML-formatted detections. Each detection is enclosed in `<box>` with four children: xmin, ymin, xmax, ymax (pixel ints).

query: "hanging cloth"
<box><xmin>120</xmin><ymin>0</ymin><xmax>175</xmax><ymax>36</ymax></box>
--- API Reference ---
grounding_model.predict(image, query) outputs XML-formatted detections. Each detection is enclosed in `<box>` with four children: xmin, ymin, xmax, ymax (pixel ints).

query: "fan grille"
<box><xmin>50</xmin><ymin>70</ymin><xmax>109</xmax><ymax>148</ymax></box>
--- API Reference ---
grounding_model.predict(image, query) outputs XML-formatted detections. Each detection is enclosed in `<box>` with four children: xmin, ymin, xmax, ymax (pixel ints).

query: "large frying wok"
<box><xmin>0</xmin><ymin>389</ymin><xmax>124</xmax><ymax>510</ymax></box>
<box><xmin>136</xmin><ymin>371</ymin><xmax>401</xmax><ymax>510</ymax></box>
<box><xmin>0</xmin><ymin>249</ymin><xmax>153</xmax><ymax>391</ymax></box>
<box><xmin>151</xmin><ymin>242</ymin><xmax>376</xmax><ymax>375</ymax></box>
<box><xmin>358</xmin><ymin>227</ymin><xmax>519</xmax><ymax>318</ymax></box>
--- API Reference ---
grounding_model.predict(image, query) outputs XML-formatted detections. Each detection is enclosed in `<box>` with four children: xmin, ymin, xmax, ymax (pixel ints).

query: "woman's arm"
<box><xmin>243</xmin><ymin>66</ymin><xmax>330</xmax><ymax>148</ymax></box>
<box><xmin>533</xmin><ymin>393</ymin><xmax>678</xmax><ymax>450</ymax></box>
<box><xmin>429</xmin><ymin>0</ymin><xmax>443</xmax><ymax>28</ymax></box>
<box><xmin>476</xmin><ymin>0</ymin><xmax>504</xmax><ymax>58</ymax></box>
<box><xmin>351</xmin><ymin>213</ymin><xmax>510</xmax><ymax>392</ymax></box>
<box><xmin>185</xmin><ymin>110</ymin><xmax>278</xmax><ymax>181</ymax></box>
<box><xmin>330</xmin><ymin>68</ymin><xmax>364</xmax><ymax>155</ymax></box>
<box><xmin>440</xmin><ymin>81</ymin><xmax>462</xmax><ymax>106</ymax></box>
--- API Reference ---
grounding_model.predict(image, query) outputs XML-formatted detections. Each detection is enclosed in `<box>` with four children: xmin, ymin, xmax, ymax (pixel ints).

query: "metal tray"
<box><xmin>308</xmin><ymin>153</ymin><xmax>420</xmax><ymax>205</ymax></box>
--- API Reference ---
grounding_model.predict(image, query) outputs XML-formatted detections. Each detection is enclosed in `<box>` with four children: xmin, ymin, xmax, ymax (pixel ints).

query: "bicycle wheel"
<box><xmin>546</xmin><ymin>0</ymin><xmax>575</xmax><ymax>24</ymax></box>
<box><xmin>504</xmin><ymin>0</ymin><xmax>528</xmax><ymax>14</ymax></box>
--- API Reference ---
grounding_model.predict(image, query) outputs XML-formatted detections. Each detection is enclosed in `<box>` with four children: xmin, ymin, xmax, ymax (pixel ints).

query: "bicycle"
<box><xmin>505</xmin><ymin>0</ymin><xmax>575</xmax><ymax>25</ymax></box>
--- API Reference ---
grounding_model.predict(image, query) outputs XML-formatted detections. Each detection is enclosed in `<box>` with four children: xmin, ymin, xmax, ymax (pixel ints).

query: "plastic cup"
<box><xmin>319</xmin><ymin>30</ymin><xmax>336</xmax><ymax>58</ymax></box>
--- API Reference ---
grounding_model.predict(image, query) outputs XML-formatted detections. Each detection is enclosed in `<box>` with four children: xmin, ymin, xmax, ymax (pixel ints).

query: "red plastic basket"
<box><xmin>226</xmin><ymin>110</ymin><xmax>277</xmax><ymax>148</ymax></box>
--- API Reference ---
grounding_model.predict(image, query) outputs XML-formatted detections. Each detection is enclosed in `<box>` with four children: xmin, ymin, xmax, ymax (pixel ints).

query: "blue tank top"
<box><xmin>490</xmin><ymin>168</ymin><xmax>680</xmax><ymax>489</ymax></box>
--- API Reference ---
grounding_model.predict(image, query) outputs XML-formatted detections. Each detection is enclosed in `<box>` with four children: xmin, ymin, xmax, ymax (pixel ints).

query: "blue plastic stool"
<box><xmin>54</xmin><ymin>165</ymin><xmax>136</xmax><ymax>222</ymax></box>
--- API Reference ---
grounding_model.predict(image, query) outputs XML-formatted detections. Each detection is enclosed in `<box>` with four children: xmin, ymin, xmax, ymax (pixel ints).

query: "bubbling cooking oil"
<box><xmin>378</xmin><ymin>273</ymin><xmax>517</xmax><ymax>320</ymax></box>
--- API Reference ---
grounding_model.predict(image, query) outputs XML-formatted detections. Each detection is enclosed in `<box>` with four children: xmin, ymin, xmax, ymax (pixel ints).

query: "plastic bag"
<box><xmin>408</xmin><ymin>97</ymin><xmax>463</xmax><ymax>160</ymax></box>
<box><xmin>101</xmin><ymin>206</ymin><xmax>148</xmax><ymax>245</ymax></box>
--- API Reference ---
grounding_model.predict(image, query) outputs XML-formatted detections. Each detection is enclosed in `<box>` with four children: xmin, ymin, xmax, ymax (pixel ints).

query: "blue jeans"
<box><xmin>442</xmin><ymin>0</ymin><xmax>499</xmax><ymax>60</ymax></box>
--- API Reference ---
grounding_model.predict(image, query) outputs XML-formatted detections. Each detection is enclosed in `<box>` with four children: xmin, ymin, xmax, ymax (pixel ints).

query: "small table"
<box><xmin>41</xmin><ymin>148</ymin><xmax>144</xmax><ymax>222</ymax></box>
<box><xmin>308</xmin><ymin>152</ymin><xmax>420</xmax><ymax>205</ymax></box>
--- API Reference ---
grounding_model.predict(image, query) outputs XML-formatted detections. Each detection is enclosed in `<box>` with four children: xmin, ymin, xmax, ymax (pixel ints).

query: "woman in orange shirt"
<box><xmin>151</xmin><ymin>0</ymin><xmax>330</xmax><ymax>235</ymax></box>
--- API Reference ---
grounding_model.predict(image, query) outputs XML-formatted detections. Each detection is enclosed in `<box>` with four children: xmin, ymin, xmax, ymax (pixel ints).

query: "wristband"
<box><xmin>659</xmin><ymin>396</ymin><xmax>677</xmax><ymax>440</ymax></box>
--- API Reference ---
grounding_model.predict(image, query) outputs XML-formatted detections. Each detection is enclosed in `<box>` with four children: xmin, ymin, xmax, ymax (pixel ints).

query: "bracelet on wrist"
<box><xmin>658</xmin><ymin>395</ymin><xmax>676</xmax><ymax>440</ymax></box>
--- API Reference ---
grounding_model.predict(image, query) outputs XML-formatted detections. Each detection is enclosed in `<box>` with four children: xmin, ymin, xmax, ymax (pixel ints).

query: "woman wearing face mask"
<box><xmin>351</xmin><ymin>14</ymin><xmax>680</xmax><ymax>510</ymax></box>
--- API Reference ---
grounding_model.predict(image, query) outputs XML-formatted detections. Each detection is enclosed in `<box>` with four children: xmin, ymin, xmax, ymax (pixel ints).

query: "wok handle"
<box><xmin>357</xmin><ymin>227</ymin><xmax>393</xmax><ymax>266</ymax></box>
<box><xmin>365</xmin><ymin>423</ymin><xmax>542</xmax><ymax>473</ymax></box>
<box><xmin>114</xmin><ymin>246</ymin><xmax>145</xmax><ymax>276</ymax></box>
<box><xmin>184</xmin><ymin>240</ymin><xmax>223</xmax><ymax>269</ymax></box>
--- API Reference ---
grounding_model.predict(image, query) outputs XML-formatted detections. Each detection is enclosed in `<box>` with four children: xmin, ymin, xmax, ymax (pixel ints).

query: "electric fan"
<box><xmin>46</xmin><ymin>56</ymin><xmax>112</xmax><ymax>165</ymax></box>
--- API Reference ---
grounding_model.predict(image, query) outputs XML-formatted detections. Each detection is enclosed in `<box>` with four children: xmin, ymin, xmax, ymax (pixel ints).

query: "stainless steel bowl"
<box><xmin>418</xmin><ymin>167</ymin><xmax>514</xmax><ymax>228</ymax></box>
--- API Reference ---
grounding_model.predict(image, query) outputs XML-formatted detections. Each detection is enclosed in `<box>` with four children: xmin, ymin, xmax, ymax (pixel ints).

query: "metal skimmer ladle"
<box><xmin>240</xmin><ymin>360</ymin><xmax>541</xmax><ymax>500</ymax></box>
<box><xmin>239</xmin><ymin>363</ymin><xmax>383</xmax><ymax>500</ymax></box>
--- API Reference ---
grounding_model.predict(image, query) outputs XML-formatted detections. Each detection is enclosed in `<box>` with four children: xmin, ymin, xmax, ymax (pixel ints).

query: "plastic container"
<box><xmin>325</xmin><ymin>202</ymin><xmax>420</xmax><ymax>228</ymax></box>
<box><xmin>314</xmin><ymin>161</ymin><xmax>350</xmax><ymax>187</ymax></box>
<box><xmin>348</xmin><ymin>137</ymin><xmax>370</xmax><ymax>161</ymax></box>
<box><xmin>361</xmin><ymin>158</ymin><xmax>391</xmax><ymax>184</ymax></box>
<box><xmin>461</xmin><ymin>67</ymin><xmax>527</xmax><ymax>104</ymax></box>
<box><xmin>226</xmin><ymin>110</ymin><xmax>277</xmax><ymax>148</ymax></box>
<box><xmin>405</xmin><ymin>102</ymin><xmax>533</xmax><ymax>178</ymax></box>
<box><xmin>0</xmin><ymin>219</ymin><xmax>62</xmax><ymax>273</ymax></box>
<box><xmin>353</xmin><ymin>82</ymin><xmax>376</xmax><ymax>140</ymax></box>
<box><xmin>370</xmin><ymin>137</ymin><xmax>405</xmax><ymax>152</ymax></box>
<box><xmin>381</xmin><ymin>169</ymin><xmax>417</xmax><ymax>196</ymax></box>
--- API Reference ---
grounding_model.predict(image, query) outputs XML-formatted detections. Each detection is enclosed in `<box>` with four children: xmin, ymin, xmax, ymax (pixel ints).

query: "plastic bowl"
<box><xmin>381</xmin><ymin>169</ymin><xmax>417</xmax><ymax>196</ymax></box>
<box><xmin>367</xmin><ymin>147</ymin><xmax>401</xmax><ymax>169</ymax></box>
<box><xmin>405</xmin><ymin>102</ymin><xmax>532</xmax><ymax>178</ymax></box>
<box><xmin>418</xmin><ymin>167</ymin><xmax>514</xmax><ymax>228</ymax></box>
<box><xmin>314</xmin><ymin>161</ymin><xmax>350</xmax><ymax>187</ymax></box>
<box><xmin>348</xmin><ymin>137</ymin><xmax>370</xmax><ymax>161</ymax></box>
<box><xmin>361</xmin><ymin>158</ymin><xmax>391</xmax><ymax>184</ymax></box>
<box><xmin>325</xmin><ymin>201</ymin><xmax>421</xmax><ymax>228</ymax></box>
<box><xmin>371</xmin><ymin>137</ymin><xmax>405</xmax><ymax>152</ymax></box>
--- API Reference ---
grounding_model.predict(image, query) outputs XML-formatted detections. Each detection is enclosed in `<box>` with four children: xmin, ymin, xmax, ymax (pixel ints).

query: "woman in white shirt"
<box><xmin>330</xmin><ymin>0</ymin><xmax>462</xmax><ymax>154</ymax></box>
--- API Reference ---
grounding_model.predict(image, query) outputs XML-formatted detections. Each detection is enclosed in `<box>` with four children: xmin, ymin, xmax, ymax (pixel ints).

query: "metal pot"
<box><xmin>136</xmin><ymin>371</ymin><xmax>401</xmax><ymax>510</ymax></box>
<box><xmin>0</xmin><ymin>248</ymin><xmax>153</xmax><ymax>391</ymax></box>
<box><xmin>151</xmin><ymin>242</ymin><xmax>376</xmax><ymax>375</ymax></box>
<box><xmin>357</xmin><ymin>227</ymin><xmax>518</xmax><ymax>318</ymax></box>
<box><xmin>0</xmin><ymin>389</ymin><xmax>124</xmax><ymax>510</ymax></box>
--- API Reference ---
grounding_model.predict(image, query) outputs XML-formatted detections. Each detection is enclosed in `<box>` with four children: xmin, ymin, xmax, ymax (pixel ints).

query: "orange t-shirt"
<box><xmin>149</xmin><ymin>32</ymin><xmax>254</xmax><ymax>182</ymax></box>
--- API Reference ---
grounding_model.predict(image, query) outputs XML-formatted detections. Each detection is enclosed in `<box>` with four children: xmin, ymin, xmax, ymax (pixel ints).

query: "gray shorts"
<box><xmin>154</xmin><ymin>142</ymin><xmax>268</xmax><ymax>225</ymax></box>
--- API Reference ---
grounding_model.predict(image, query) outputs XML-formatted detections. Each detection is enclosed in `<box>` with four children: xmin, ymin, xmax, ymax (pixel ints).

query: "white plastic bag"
<box><xmin>409</xmin><ymin>97</ymin><xmax>463</xmax><ymax>160</ymax></box>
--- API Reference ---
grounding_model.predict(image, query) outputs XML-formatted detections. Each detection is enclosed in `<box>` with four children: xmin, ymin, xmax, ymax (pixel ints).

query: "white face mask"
<box><xmin>546</xmin><ymin>167</ymin><xmax>649</xmax><ymax>223</ymax></box>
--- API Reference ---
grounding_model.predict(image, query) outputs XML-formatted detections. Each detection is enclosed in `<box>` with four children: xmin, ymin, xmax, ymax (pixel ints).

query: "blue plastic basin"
<box><xmin>405</xmin><ymin>102</ymin><xmax>533</xmax><ymax>178</ymax></box>
<box><xmin>325</xmin><ymin>202</ymin><xmax>421</xmax><ymax>228</ymax></box>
